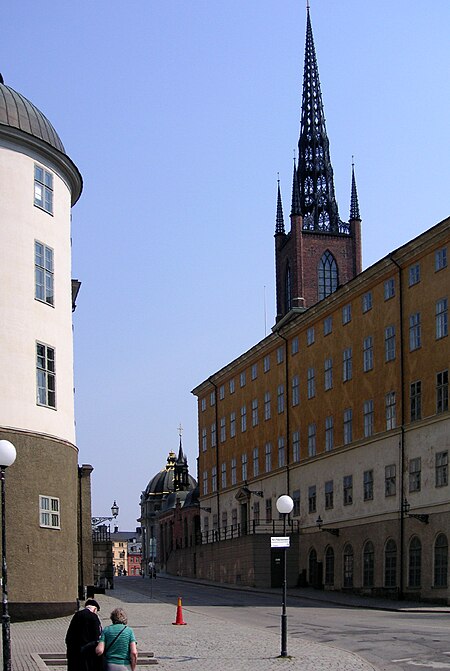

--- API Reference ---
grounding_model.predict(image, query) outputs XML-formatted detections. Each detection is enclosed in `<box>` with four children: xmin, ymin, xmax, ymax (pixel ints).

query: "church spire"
<box><xmin>275</xmin><ymin>177</ymin><xmax>285</xmax><ymax>234</ymax></box>
<box><xmin>291</xmin><ymin>157</ymin><xmax>301</xmax><ymax>216</ymax></box>
<box><xmin>349</xmin><ymin>160</ymin><xmax>361</xmax><ymax>220</ymax></box>
<box><xmin>297</xmin><ymin>6</ymin><xmax>343</xmax><ymax>233</ymax></box>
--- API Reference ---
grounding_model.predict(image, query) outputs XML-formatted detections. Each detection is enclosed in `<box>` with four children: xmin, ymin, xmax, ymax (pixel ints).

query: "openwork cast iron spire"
<box><xmin>296</xmin><ymin>7</ymin><xmax>347</xmax><ymax>234</ymax></box>
<box><xmin>275</xmin><ymin>178</ymin><xmax>285</xmax><ymax>234</ymax></box>
<box><xmin>349</xmin><ymin>161</ymin><xmax>361</xmax><ymax>220</ymax></box>
<box><xmin>291</xmin><ymin>157</ymin><xmax>301</xmax><ymax>216</ymax></box>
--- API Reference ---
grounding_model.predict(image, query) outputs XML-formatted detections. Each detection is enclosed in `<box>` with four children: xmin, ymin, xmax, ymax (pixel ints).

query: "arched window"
<box><xmin>384</xmin><ymin>539</ymin><xmax>397</xmax><ymax>588</ymax></box>
<box><xmin>308</xmin><ymin>548</ymin><xmax>318</xmax><ymax>586</ymax></box>
<box><xmin>363</xmin><ymin>541</ymin><xmax>374</xmax><ymax>587</ymax></box>
<box><xmin>408</xmin><ymin>536</ymin><xmax>421</xmax><ymax>588</ymax></box>
<box><xmin>285</xmin><ymin>265</ymin><xmax>292</xmax><ymax>313</ymax></box>
<box><xmin>343</xmin><ymin>543</ymin><xmax>354</xmax><ymax>588</ymax></box>
<box><xmin>318</xmin><ymin>251</ymin><xmax>338</xmax><ymax>300</ymax></box>
<box><xmin>434</xmin><ymin>534</ymin><xmax>448</xmax><ymax>588</ymax></box>
<box><xmin>325</xmin><ymin>546</ymin><xmax>334</xmax><ymax>586</ymax></box>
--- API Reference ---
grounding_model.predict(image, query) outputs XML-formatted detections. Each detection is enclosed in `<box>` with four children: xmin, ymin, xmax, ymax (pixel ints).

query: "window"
<box><xmin>343</xmin><ymin>408</ymin><xmax>353</xmax><ymax>445</ymax></box>
<box><xmin>36</xmin><ymin>343</ymin><xmax>56</xmax><ymax>408</ymax></box>
<box><xmin>240</xmin><ymin>371</ymin><xmax>246</xmax><ymax>387</ymax></box>
<box><xmin>263</xmin><ymin>355</ymin><xmax>270</xmax><ymax>373</ymax></box>
<box><xmin>325</xmin><ymin>480</ymin><xmax>334</xmax><ymax>509</ymax></box>
<box><xmin>308</xmin><ymin>485</ymin><xmax>316</xmax><ymax>513</ymax></box>
<box><xmin>436</xmin><ymin>451</ymin><xmax>448</xmax><ymax>487</ymax></box>
<box><xmin>409</xmin><ymin>457</ymin><xmax>421</xmax><ymax>493</ymax></box>
<box><xmin>265</xmin><ymin>443</ymin><xmax>272</xmax><ymax>472</ymax></box>
<box><xmin>221</xmin><ymin>462</ymin><xmax>227</xmax><ymax>489</ymax></box>
<box><xmin>210</xmin><ymin>391</ymin><xmax>215</xmax><ymax>406</ymax></box>
<box><xmin>220</xmin><ymin>417</ymin><xmax>226</xmax><ymax>443</ymax></box>
<box><xmin>292</xmin><ymin>375</ymin><xmax>299</xmax><ymax>406</ymax></box>
<box><xmin>253</xmin><ymin>501</ymin><xmax>260</xmax><ymax>525</ymax></box>
<box><xmin>434</xmin><ymin>534</ymin><xmax>448</xmax><ymax>588</ymax></box>
<box><xmin>307</xmin><ymin>367</ymin><xmax>315</xmax><ymax>399</ymax></box>
<box><xmin>292</xmin><ymin>430</ymin><xmax>300</xmax><ymax>462</ymax></box>
<box><xmin>408</xmin><ymin>263</ymin><xmax>420</xmax><ymax>286</ymax></box>
<box><xmin>278</xmin><ymin>437</ymin><xmax>285</xmax><ymax>467</ymax></box>
<box><xmin>323</xmin><ymin>316</ymin><xmax>332</xmax><ymax>335</ymax></box>
<box><xmin>363</xmin><ymin>470</ymin><xmax>374</xmax><ymax>501</ymax></box>
<box><xmin>202</xmin><ymin>471</ymin><xmax>208</xmax><ymax>495</ymax></box>
<box><xmin>291</xmin><ymin>336</ymin><xmax>299</xmax><ymax>355</ymax></box>
<box><xmin>251</xmin><ymin>363</ymin><xmax>258</xmax><ymax>380</ymax></box>
<box><xmin>264</xmin><ymin>392</ymin><xmax>271</xmax><ymax>420</ymax></box>
<box><xmin>231</xmin><ymin>458</ymin><xmax>237</xmax><ymax>486</ymax></box>
<box><xmin>408</xmin><ymin>537</ymin><xmax>421</xmax><ymax>588</ymax></box>
<box><xmin>324</xmin><ymin>358</ymin><xmax>333</xmax><ymax>390</ymax></box>
<box><xmin>34</xmin><ymin>164</ymin><xmax>53</xmax><ymax>214</ymax></box>
<box><xmin>362</xmin><ymin>291</ymin><xmax>372</xmax><ymax>313</ymax></box>
<box><xmin>35</xmin><ymin>242</ymin><xmax>54</xmax><ymax>306</ymax></box>
<box><xmin>363</xmin><ymin>400</ymin><xmax>374</xmax><ymax>438</ymax></box>
<box><xmin>201</xmin><ymin>427</ymin><xmax>207</xmax><ymax>451</ymax></box>
<box><xmin>435</xmin><ymin>247</ymin><xmax>447</xmax><ymax>271</ymax></box>
<box><xmin>39</xmin><ymin>495</ymin><xmax>60</xmax><ymax>529</ymax></box>
<box><xmin>277</xmin><ymin>385</ymin><xmax>285</xmax><ymax>413</ymax></box>
<box><xmin>437</xmin><ymin>370</ymin><xmax>448</xmax><ymax>413</ymax></box>
<box><xmin>384</xmin><ymin>277</ymin><xmax>395</xmax><ymax>300</ymax></box>
<box><xmin>210</xmin><ymin>423</ymin><xmax>217</xmax><ymax>447</ymax></box>
<box><xmin>436</xmin><ymin>298</ymin><xmax>448</xmax><ymax>339</ymax></box>
<box><xmin>231</xmin><ymin>508</ymin><xmax>237</xmax><ymax>529</ymax></box>
<box><xmin>342</xmin><ymin>304</ymin><xmax>352</xmax><ymax>324</ymax></box>
<box><xmin>265</xmin><ymin>499</ymin><xmax>272</xmax><ymax>523</ymax></box>
<box><xmin>343</xmin><ymin>348</ymin><xmax>352</xmax><ymax>382</ymax></box>
<box><xmin>363</xmin><ymin>336</ymin><xmax>373</xmax><ymax>372</ymax></box>
<box><xmin>325</xmin><ymin>547</ymin><xmax>335</xmax><ymax>586</ymax></box>
<box><xmin>201</xmin><ymin>398</ymin><xmax>206</xmax><ymax>412</ymax></box>
<box><xmin>385</xmin><ymin>325</ymin><xmax>396</xmax><ymax>361</ymax></box>
<box><xmin>276</xmin><ymin>346</ymin><xmax>284</xmax><ymax>364</ymax></box>
<box><xmin>385</xmin><ymin>464</ymin><xmax>396</xmax><ymax>497</ymax></box>
<box><xmin>307</xmin><ymin>326</ymin><xmax>315</xmax><ymax>345</ymax></box>
<box><xmin>230</xmin><ymin>411</ymin><xmax>236</xmax><ymax>438</ymax></box>
<box><xmin>318</xmin><ymin>251</ymin><xmax>338</xmax><ymax>300</ymax></box>
<box><xmin>241</xmin><ymin>454</ymin><xmax>247</xmax><ymax>481</ymax></box>
<box><xmin>386</xmin><ymin>391</ymin><xmax>396</xmax><ymax>430</ymax></box>
<box><xmin>325</xmin><ymin>416</ymin><xmax>334</xmax><ymax>451</ymax></box>
<box><xmin>363</xmin><ymin>541</ymin><xmax>374</xmax><ymax>587</ymax></box>
<box><xmin>241</xmin><ymin>405</ymin><xmax>247</xmax><ymax>432</ymax></box>
<box><xmin>343</xmin><ymin>544</ymin><xmax>354</xmax><ymax>587</ymax></box>
<box><xmin>251</xmin><ymin>399</ymin><xmax>258</xmax><ymax>427</ymax></box>
<box><xmin>410</xmin><ymin>381</ymin><xmax>422</xmax><ymax>422</ymax></box>
<box><xmin>307</xmin><ymin>423</ymin><xmax>316</xmax><ymax>457</ymax></box>
<box><xmin>229</xmin><ymin>378</ymin><xmax>235</xmax><ymax>394</ymax></box>
<box><xmin>219</xmin><ymin>384</ymin><xmax>225</xmax><ymax>400</ymax></box>
<box><xmin>292</xmin><ymin>490</ymin><xmax>300</xmax><ymax>517</ymax></box>
<box><xmin>409</xmin><ymin>312</ymin><xmax>421</xmax><ymax>351</ymax></box>
<box><xmin>211</xmin><ymin>466</ymin><xmax>217</xmax><ymax>492</ymax></box>
<box><xmin>384</xmin><ymin>539</ymin><xmax>397</xmax><ymax>588</ymax></box>
<box><xmin>343</xmin><ymin>475</ymin><xmax>353</xmax><ymax>505</ymax></box>
<box><xmin>253</xmin><ymin>447</ymin><xmax>259</xmax><ymax>477</ymax></box>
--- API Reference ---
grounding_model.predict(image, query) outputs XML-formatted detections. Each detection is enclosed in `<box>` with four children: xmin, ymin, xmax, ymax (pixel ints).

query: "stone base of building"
<box><xmin>10</xmin><ymin>601</ymin><xmax>77</xmax><ymax>622</ymax></box>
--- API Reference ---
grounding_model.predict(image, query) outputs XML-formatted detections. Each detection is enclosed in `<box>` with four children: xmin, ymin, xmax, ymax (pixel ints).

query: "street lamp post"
<box><xmin>0</xmin><ymin>440</ymin><xmax>17</xmax><ymax>671</ymax></box>
<box><xmin>276</xmin><ymin>494</ymin><xmax>294</xmax><ymax>658</ymax></box>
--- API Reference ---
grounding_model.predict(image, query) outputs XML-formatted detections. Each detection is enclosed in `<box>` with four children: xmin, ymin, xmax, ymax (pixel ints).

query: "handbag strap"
<box><xmin>104</xmin><ymin>625</ymin><xmax>127</xmax><ymax>653</ymax></box>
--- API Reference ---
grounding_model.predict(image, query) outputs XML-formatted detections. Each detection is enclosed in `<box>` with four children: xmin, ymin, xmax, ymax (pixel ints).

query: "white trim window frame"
<box><xmin>36</xmin><ymin>342</ymin><xmax>56</xmax><ymax>408</ymax></box>
<box><xmin>39</xmin><ymin>495</ymin><xmax>60</xmax><ymax>529</ymax></box>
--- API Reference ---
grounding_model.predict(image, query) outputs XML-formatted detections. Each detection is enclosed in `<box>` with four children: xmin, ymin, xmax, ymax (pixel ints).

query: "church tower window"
<box><xmin>318</xmin><ymin>251</ymin><xmax>338</xmax><ymax>300</ymax></box>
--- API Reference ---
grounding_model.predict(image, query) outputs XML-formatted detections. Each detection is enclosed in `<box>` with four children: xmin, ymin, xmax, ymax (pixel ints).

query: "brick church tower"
<box><xmin>275</xmin><ymin>6</ymin><xmax>362</xmax><ymax>322</ymax></box>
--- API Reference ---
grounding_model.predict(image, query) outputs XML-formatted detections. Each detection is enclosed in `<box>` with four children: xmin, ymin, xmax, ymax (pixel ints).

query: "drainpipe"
<box><xmin>276</xmin><ymin>332</ymin><xmax>290</xmax><ymax>496</ymax></box>
<box><xmin>209</xmin><ymin>378</ymin><xmax>221</xmax><ymax>527</ymax></box>
<box><xmin>390</xmin><ymin>255</ymin><xmax>405</xmax><ymax>599</ymax></box>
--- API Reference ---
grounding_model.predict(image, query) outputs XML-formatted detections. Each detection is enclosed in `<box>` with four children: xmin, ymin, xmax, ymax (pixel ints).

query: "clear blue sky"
<box><xmin>2</xmin><ymin>1</ymin><xmax>449</xmax><ymax>530</ymax></box>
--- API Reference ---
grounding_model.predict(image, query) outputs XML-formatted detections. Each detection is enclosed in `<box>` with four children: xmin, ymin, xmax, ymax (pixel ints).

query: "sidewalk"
<box><xmin>11</xmin><ymin>581</ymin><xmax>377</xmax><ymax>671</ymax></box>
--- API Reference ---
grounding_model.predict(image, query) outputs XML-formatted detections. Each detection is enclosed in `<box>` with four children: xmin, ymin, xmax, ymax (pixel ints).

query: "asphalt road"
<box><xmin>119</xmin><ymin>576</ymin><xmax>450</xmax><ymax>671</ymax></box>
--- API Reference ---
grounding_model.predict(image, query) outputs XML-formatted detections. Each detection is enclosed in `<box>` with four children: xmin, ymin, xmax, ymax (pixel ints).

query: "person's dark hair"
<box><xmin>110</xmin><ymin>607</ymin><xmax>128</xmax><ymax>624</ymax></box>
<box><xmin>85</xmin><ymin>599</ymin><xmax>100</xmax><ymax>611</ymax></box>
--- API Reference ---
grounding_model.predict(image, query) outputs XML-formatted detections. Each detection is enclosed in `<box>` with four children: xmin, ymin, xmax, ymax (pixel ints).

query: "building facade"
<box><xmin>191</xmin><ymin>8</ymin><xmax>449</xmax><ymax>603</ymax></box>
<box><xmin>0</xmin><ymin>75</ymin><xmax>92</xmax><ymax>618</ymax></box>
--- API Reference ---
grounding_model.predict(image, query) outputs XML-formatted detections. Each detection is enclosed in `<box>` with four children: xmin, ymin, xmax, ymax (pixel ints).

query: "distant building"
<box><xmin>188</xmin><ymin>7</ymin><xmax>449</xmax><ymax>603</ymax></box>
<box><xmin>0</xmin><ymin>74</ymin><xmax>93</xmax><ymax>619</ymax></box>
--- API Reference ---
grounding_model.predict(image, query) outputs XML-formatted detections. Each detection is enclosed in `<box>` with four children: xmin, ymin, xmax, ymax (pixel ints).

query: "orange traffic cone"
<box><xmin>172</xmin><ymin>596</ymin><xmax>187</xmax><ymax>625</ymax></box>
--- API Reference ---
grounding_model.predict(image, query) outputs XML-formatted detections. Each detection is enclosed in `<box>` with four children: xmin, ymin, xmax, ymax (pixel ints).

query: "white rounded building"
<box><xmin>0</xmin><ymin>74</ymin><xmax>85</xmax><ymax>619</ymax></box>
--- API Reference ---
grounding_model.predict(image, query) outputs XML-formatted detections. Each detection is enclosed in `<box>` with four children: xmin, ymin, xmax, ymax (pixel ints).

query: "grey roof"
<box><xmin>0</xmin><ymin>76</ymin><xmax>65</xmax><ymax>154</ymax></box>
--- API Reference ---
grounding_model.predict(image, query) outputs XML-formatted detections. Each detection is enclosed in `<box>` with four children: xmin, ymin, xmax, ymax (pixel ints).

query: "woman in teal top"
<box><xmin>96</xmin><ymin>608</ymin><xmax>137</xmax><ymax>671</ymax></box>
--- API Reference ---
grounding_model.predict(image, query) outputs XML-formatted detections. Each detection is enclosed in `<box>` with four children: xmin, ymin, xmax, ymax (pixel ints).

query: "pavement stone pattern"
<box><xmin>9</xmin><ymin>583</ymin><xmax>376</xmax><ymax>671</ymax></box>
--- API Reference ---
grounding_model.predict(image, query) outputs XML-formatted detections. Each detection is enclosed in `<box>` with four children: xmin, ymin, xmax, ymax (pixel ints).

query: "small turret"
<box><xmin>275</xmin><ymin>178</ymin><xmax>285</xmax><ymax>235</ymax></box>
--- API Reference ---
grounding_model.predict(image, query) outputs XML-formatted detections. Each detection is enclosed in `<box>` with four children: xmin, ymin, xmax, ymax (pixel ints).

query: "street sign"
<box><xmin>271</xmin><ymin>536</ymin><xmax>290</xmax><ymax>548</ymax></box>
